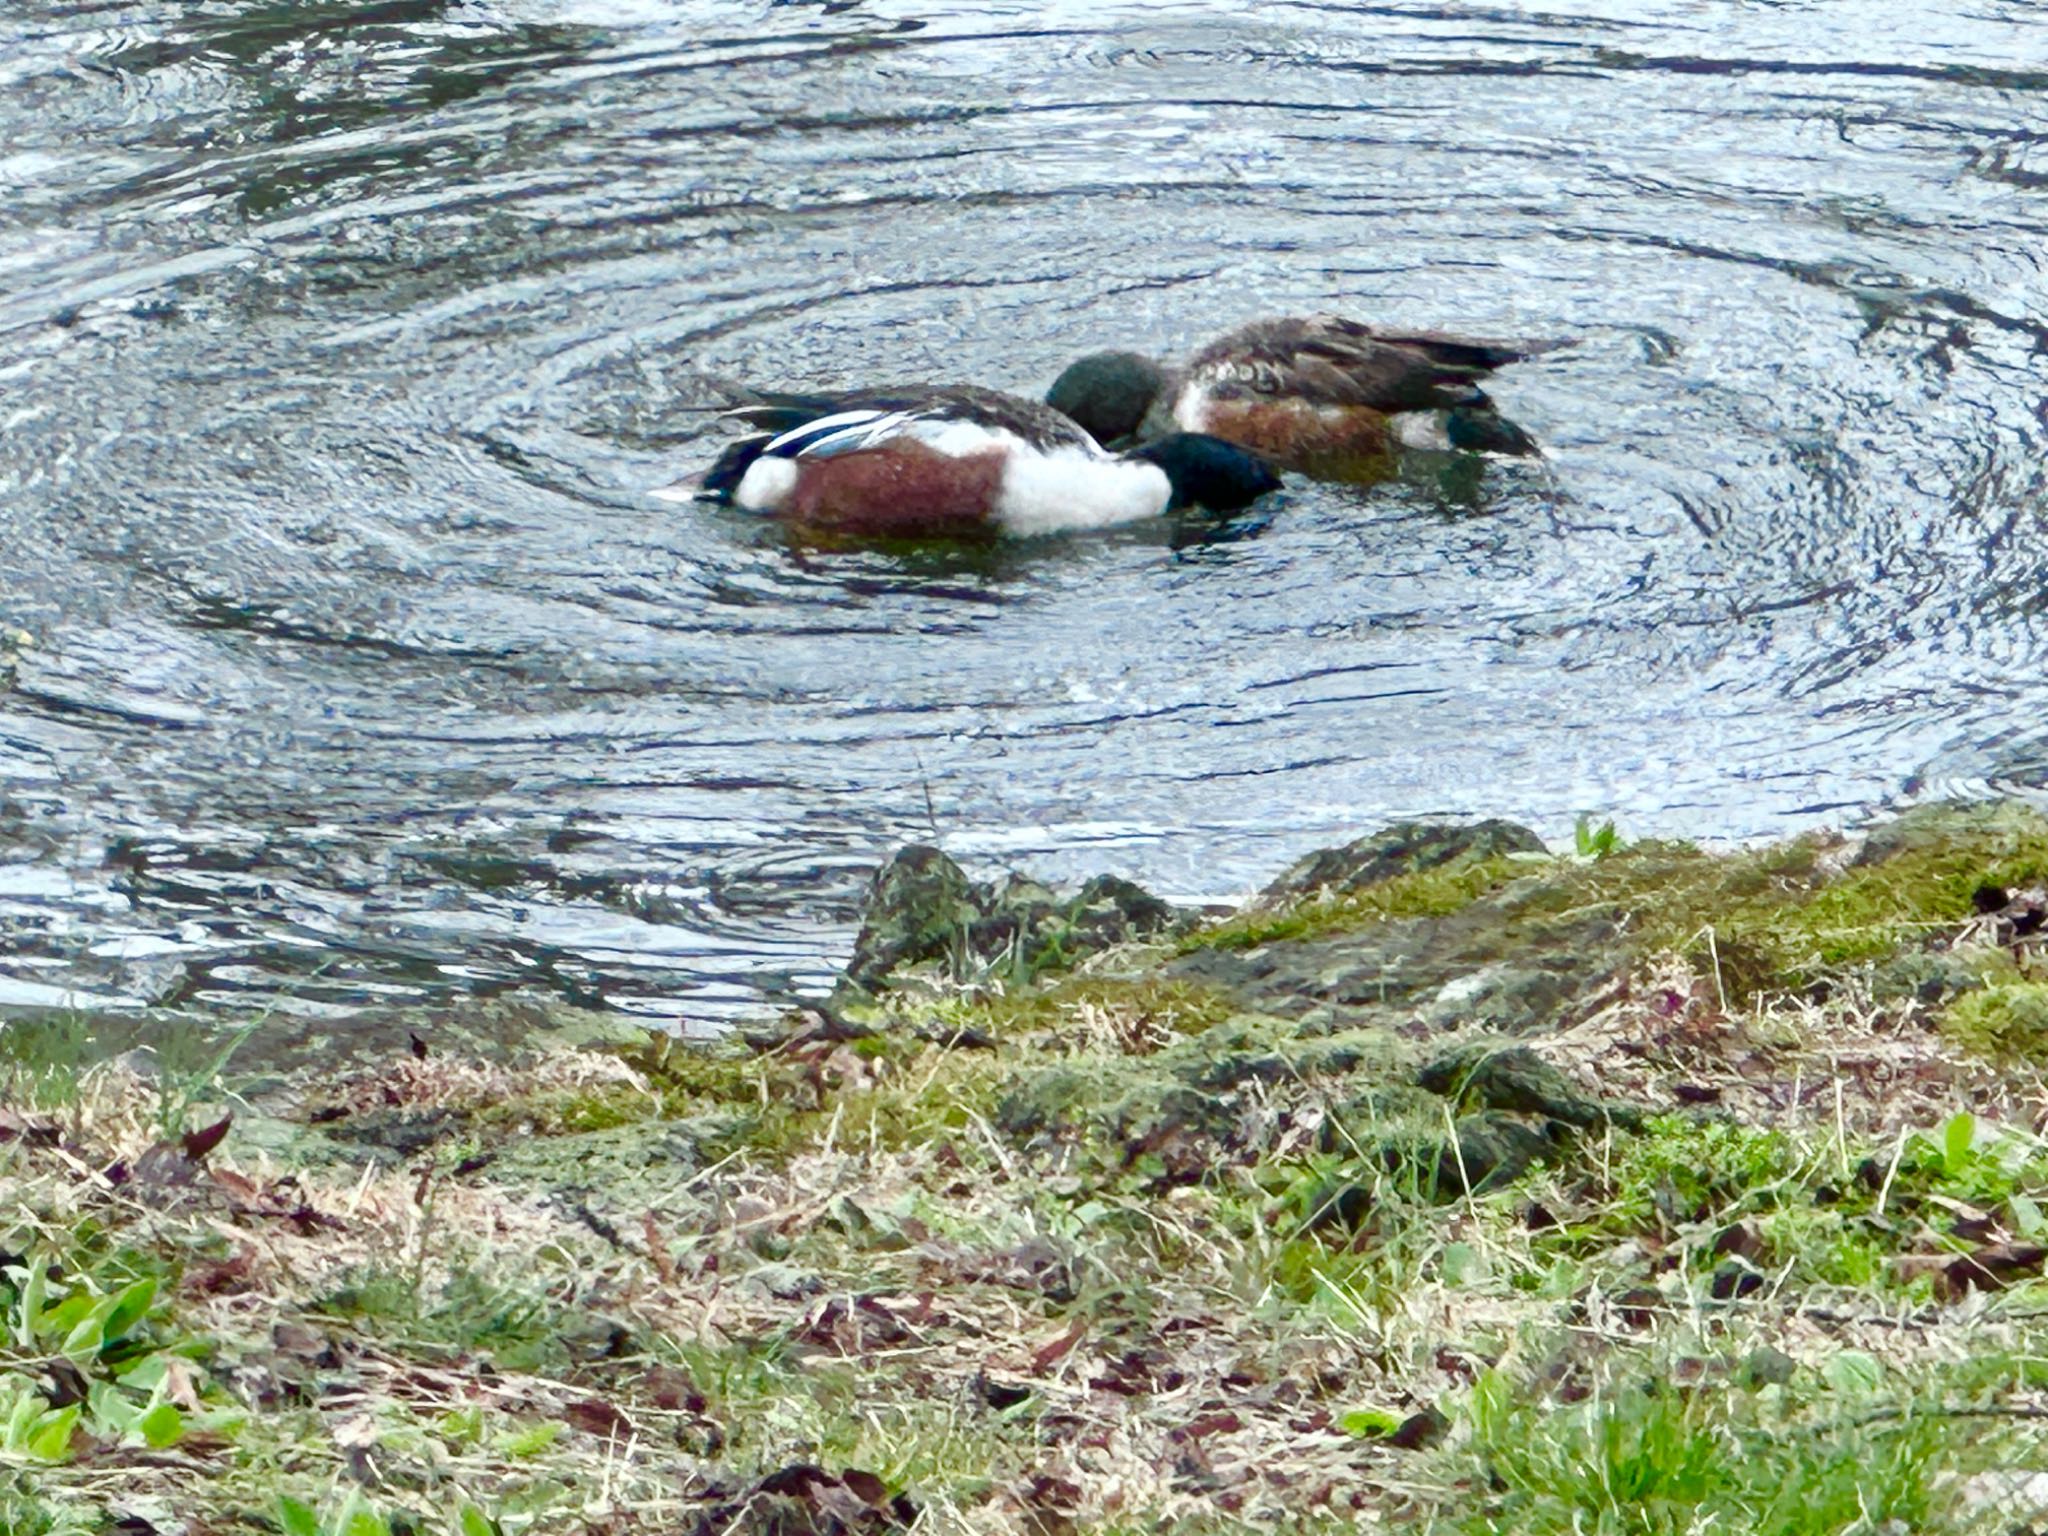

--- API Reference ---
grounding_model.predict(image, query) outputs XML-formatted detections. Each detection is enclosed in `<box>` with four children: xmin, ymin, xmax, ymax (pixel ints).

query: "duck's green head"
<box><xmin>1046</xmin><ymin>350</ymin><xmax>1170</xmax><ymax>449</ymax></box>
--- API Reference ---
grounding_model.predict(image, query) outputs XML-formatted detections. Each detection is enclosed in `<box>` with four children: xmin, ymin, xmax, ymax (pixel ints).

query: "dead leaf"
<box><xmin>1171</xmin><ymin>1411</ymin><xmax>1243</xmax><ymax>1443</ymax></box>
<box><xmin>696</xmin><ymin>1463</ymin><xmax>913</xmax><ymax>1535</ymax></box>
<box><xmin>1387</xmin><ymin>1406</ymin><xmax>1447</xmax><ymax>1450</ymax></box>
<box><xmin>1010</xmin><ymin>1473</ymin><xmax>1081</xmax><ymax>1536</ymax></box>
<box><xmin>0</xmin><ymin>1108</ymin><xmax>59</xmax><ymax>1148</ymax></box>
<box><xmin>644</xmin><ymin>1212</ymin><xmax>678</xmax><ymax>1287</ymax></box>
<box><xmin>565</xmin><ymin>1398</ymin><xmax>635</xmax><ymax>1439</ymax></box>
<box><xmin>1941</xmin><ymin>1242</ymin><xmax>2048</xmax><ymax>1300</ymax></box>
<box><xmin>181</xmin><ymin>1114</ymin><xmax>231</xmax><ymax>1163</ymax></box>
<box><xmin>642</xmin><ymin>1364</ymin><xmax>705</xmax><ymax>1414</ymax></box>
<box><xmin>1028</xmin><ymin>1317</ymin><xmax>1087</xmax><ymax>1375</ymax></box>
<box><xmin>802</xmin><ymin>1296</ymin><xmax>913</xmax><ymax>1356</ymax></box>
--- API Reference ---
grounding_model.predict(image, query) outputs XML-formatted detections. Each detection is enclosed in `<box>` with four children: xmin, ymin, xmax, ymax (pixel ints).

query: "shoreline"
<box><xmin>4</xmin><ymin>802</ymin><xmax>2048</xmax><ymax>1532</ymax></box>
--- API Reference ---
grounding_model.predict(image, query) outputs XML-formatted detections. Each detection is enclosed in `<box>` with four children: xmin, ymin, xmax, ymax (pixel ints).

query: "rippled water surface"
<box><xmin>2</xmin><ymin>0</ymin><xmax>2044</xmax><ymax>1022</ymax></box>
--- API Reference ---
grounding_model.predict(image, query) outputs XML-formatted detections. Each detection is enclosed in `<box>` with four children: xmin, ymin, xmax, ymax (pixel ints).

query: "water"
<box><xmin>1</xmin><ymin>0</ymin><xmax>2043</xmax><ymax>1026</ymax></box>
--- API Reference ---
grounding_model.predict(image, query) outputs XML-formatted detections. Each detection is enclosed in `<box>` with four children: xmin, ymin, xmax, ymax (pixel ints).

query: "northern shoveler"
<box><xmin>1047</xmin><ymin>315</ymin><xmax>1571</xmax><ymax>481</ymax></box>
<box><xmin>658</xmin><ymin>384</ymin><xmax>1281</xmax><ymax>537</ymax></box>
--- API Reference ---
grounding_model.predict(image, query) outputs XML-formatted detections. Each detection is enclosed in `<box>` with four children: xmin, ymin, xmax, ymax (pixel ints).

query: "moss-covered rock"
<box><xmin>1260</xmin><ymin>819</ymin><xmax>1546</xmax><ymax>903</ymax></box>
<box><xmin>842</xmin><ymin>845</ymin><xmax>1185</xmax><ymax>994</ymax></box>
<box><xmin>1943</xmin><ymin>981</ymin><xmax>2048</xmax><ymax>1062</ymax></box>
<box><xmin>1171</xmin><ymin>883</ymin><xmax>1627</xmax><ymax>1036</ymax></box>
<box><xmin>1418</xmin><ymin>1041</ymin><xmax>1639</xmax><ymax>1129</ymax></box>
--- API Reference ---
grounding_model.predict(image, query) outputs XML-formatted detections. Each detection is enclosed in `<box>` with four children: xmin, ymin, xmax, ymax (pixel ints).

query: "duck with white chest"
<box><xmin>659</xmin><ymin>384</ymin><xmax>1281</xmax><ymax>539</ymax></box>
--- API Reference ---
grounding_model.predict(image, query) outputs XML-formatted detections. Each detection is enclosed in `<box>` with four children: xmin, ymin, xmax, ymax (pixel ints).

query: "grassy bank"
<box><xmin>4</xmin><ymin>805</ymin><xmax>2048</xmax><ymax>1533</ymax></box>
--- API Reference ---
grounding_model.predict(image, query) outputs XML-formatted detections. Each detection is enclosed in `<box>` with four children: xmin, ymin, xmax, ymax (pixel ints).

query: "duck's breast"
<box><xmin>782</xmin><ymin>439</ymin><xmax>1008</xmax><ymax>536</ymax></box>
<box><xmin>993</xmin><ymin>443</ymin><xmax>1170</xmax><ymax>536</ymax></box>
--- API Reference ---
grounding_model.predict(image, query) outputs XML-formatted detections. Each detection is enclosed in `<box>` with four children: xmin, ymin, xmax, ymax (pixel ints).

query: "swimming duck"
<box><xmin>1047</xmin><ymin>315</ymin><xmax>1570</xmax><ymax>481</ymax></box>
<box><xmin>663</xmin><ymin>384</ymin><xmax>1281</xmax><ymax>537</ymax></box>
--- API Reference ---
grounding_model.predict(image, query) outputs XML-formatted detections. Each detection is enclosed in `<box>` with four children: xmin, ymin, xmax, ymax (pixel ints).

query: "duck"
<box><xmin>658</xmin><ymin>384</ymin><xmax>1281</xmax><ymax>538</ymax></box>
<box><xmin>1047</xmin><ymin>315</ymin><xmax>1571</xmax><ymax>481</ymax></box>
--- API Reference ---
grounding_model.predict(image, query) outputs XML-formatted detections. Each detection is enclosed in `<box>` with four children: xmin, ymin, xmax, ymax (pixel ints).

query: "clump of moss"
<box><xmin>1943</xmin><ymin>982</ymin><xmax>2048</xmax><ymax>1062</ymax></box>
<box><xmin>1188</xmin><ymin>803</ymin><xmax>2048</xmax><ymax>1004</ymax></box>
<box><xmin>1185</xmin><ymin>854</ymin><xmax>1535</xmax><ymax>952</ymax></box>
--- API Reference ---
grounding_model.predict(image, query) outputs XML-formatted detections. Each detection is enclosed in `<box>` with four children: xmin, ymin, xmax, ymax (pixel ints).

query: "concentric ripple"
<box><xmin>1</xmin><ymin>0</ymin><xmax>2044</xmax><ymax>1024</ymax></box>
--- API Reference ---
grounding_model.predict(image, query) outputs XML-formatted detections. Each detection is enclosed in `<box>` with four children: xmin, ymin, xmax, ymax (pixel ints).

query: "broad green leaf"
<box><xmin>1824</xmin><ymin>1350</ymin><xmax>1882</xmax><ymax>1396</ymax></box>
<box><xmin>333</xmin><ymin>1492</ymin><xmax>390</xmax><ymax>1536</ymax></box>
<box><xmin>16</xmin><ymin>1255</ymin><xmax>48</xmax><ymax>1348</ymax></box>
<box><xmin>277</xmin><ymin>1497</ymin><xmax>323</xmax><ymax>1536</ymax></box>
<box><xmin>504</xmin><ymin>1421</ymin><xmax>563</xmax><ymax>1457</ymax></box>
<box><xmin>457</xmin><ymin>1505</ymin><xmax>499</xmax><ymax>1536</ymax></box>
<box><xmin>119</xmin><ymin>1353</ymin><xmax>171</xmax><ymax>1390</ymax></box>
<box><xmin>4</xmin><ymin>1387</ymin><xmax>45</xmax><ymax>1451</ymax></box>
<box><xmin>38</xmin><ymin>1288</ymin><xmax>94</xmax><ymax>1344</ymax></box>
<box><xmin>88</xmin><ymin>1381</ymin><xmax>137</xmax><ymax>1433</ymax></box>
<box><xmin>27</xmin><ymin>1404</ymin><xmax>80</xmax><ymax>1463</ymax></box>
<box><xmin>2013</xmin><ymin>1193</ymin><xmax>2044</xmax><ymax>1237</ymax></box>
<box><xmin>103</xmin><ymin>1277</ymin><xmax>159</xmax><ymax>1342</ymax></box>
<box><xmin>1338</xmin><ymin>1407</ymin><xmax>1403</xmax><ymax>1438</ymax></box>
<box><xmin>1441</xmin><ymin>1241</ymin><xmax>1487</xmax><ymax>1286</ymax></box>
<box><xmin>1944</xmin><ymin>1111</ymin><xmax>1976</xmax><ymax>1174</ymax></box>
<box><xmin>137</xmin><ymin>1402</ymin><xmax>184</xmax><ymax>1448</ymax></box>
<box><xmin>60</xmin><ymin>1302</ymin><xmax>113</xmax><ymax>1366</ymax></box>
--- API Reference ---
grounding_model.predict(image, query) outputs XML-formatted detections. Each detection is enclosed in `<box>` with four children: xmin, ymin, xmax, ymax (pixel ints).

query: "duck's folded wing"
<box><xmin>1199</xmin><ymin>316</ymin><xmax>1571</xmax><ymax>413</ymax></box>
<box><xmin>758</xmin><ymin>408</ymin><xmax>925</xmax><ymax>459</ymax></box>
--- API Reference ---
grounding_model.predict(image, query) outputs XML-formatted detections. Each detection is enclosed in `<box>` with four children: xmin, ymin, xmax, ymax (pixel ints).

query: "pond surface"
<box><xmin>1</xmin><ymin>0</ymin><xmax>2044</xmax><ymax>1024</ymax></box>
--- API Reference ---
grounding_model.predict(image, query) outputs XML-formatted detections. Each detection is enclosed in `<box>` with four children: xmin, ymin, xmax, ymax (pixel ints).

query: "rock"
<box><xmin>1260</xmin><ymin>820</ymin><xmax>1545</xmax><ymax>904</ymax></box>
<box><xmin>1171</xmin><ymin>888</ymin><xmax>1625</xmax><ymax>1038</ymax></box>
<box><xmin>842</xmin><ymin>847</ymin><xmax>1186</xmax><ymax>993</ymax></box>
<box><xmin>1870</xmin><ymin>949</ymin><xmax>2011</xmax><ymax>1006</ymax></box>
<box><xmin>1417</xmin><ymin>1042</ymin><xmax>1639</xmax><ymax>1129</ymax></box>
<box><xmin>1440</xmin><ymin>1112</ymin><xmax>1557</xmax><ymax>1193</ymax></box>
<box><xmin>843</xmin><ymin>846</ymin><xmax>983</xmax><ymax>992</ymax></box>
<box><xmin>1421</xmin><ymin>962</ymin><xmax>1590</xmax><ymax>1034</ymax></box>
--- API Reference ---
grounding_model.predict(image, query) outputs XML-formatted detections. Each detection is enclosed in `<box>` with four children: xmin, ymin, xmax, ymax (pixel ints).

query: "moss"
<box><xmin>1943</xmin><ymin>982</ymin><xmax>2048</xmax><ymax>1061</ymax></box>
<box><xmin>1180</xmin><ymin>803</ymin><xmax>2048</xmax><ymax>1004</ymax></box>
<box><xmin>930</xmin><ymin>974</ymin><xmax>1240</xmax><ymax>1039</ymax></box>
<box><xmin>1183</xmin><ymin>854</ymin><xmax>1533</xmax><ymax>952</ymax></box>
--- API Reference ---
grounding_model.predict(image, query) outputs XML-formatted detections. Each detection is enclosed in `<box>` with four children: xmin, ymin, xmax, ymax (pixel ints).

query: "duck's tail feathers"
<box><xmin>720</xmin><ymin>390</ymin><xmax>856</xmax><ymax>434</ymax></box>
<box><xmin>1370</xmin><ymin>329</ymin><xmax>1579</xmax><ymax>373</ymax></box>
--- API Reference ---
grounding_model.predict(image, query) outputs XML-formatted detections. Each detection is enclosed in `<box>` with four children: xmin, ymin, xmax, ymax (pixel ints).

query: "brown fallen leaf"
<box><xmin>1171</xmin><ymin>1411</ymin><xmax>1243</xmax><ymax>1443</ymax></box>
<box><xmin>182</xmin><ymin>1249</ymin><xmax>257</xmax><ymax>1300</ymax></box>
<box><xmin>643</xmin><ymin>1212</ymin><xmax>678</xmax><ymax>1287</ymax></box>
<box><xmin>1387</xmin><ymin>1406</ymin><xmax>1447</xmax><ymax>1450</ymax></box>
<box><xmin>1941</xmin><ymin>1242</ymin><xmax>2048</xmax><ymax>1301</ymax></box>
<box><xmin>1009</xmin><ymin>1473</ymin><xmax>1082</xmax><ymax>1536</ymax></box>
<box><xmin>1028</xmin><ymin>1317</ymin><xmax>1087</xmax><ymax>1375</ymax></box>
<box><xmin>802</xmin><ymin>1296</ymin><xmax>914</xmax><ymax>1356</ymax></box>
<box><xmin>565</xmin><ymin>1398</ymin><xmax>635</xmax><ymax>1439</ymax></box>
<box><xmin>696</xmin><ymin>1463</ymin><xmax>914</xmax><ymax>1535</ymax></box>
<box><xmin>182</xmin><ymin>1114</ymin><xmax>231</xmax><ymax>1163</ymax></box>
<box><xmin>642</xmin><ymin>1364</ymin><xmax>706</xmax><ymax>1414</ymax></box>
<box><xmin>0</xmin><ymin>1107</ymin><xmax>59</xmax><ymax>1148</ymax></box>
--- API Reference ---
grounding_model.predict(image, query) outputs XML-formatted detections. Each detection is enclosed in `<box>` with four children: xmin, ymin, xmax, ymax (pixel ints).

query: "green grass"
<box><xmin>1436</xmin><ymin>1361</ymin><xmax>1993</xmax><ymax>1536</ymax></box>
